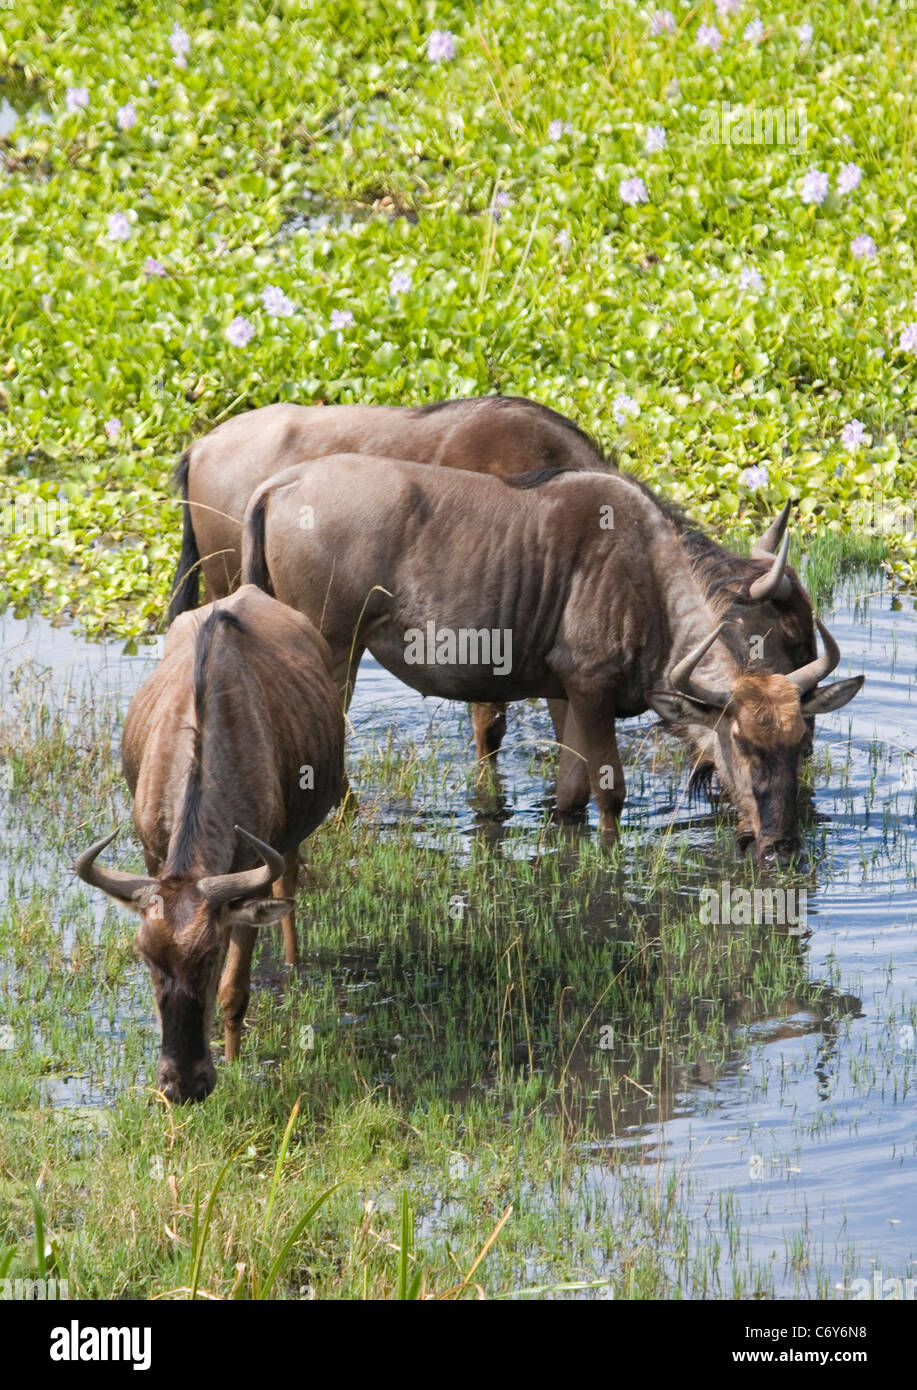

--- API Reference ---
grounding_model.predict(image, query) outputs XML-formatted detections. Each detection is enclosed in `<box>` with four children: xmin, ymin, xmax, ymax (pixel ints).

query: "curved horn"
<box><xmin>74</xmin><ymin>831</ymin><xmax>158</xmax><ymax>904</ymax></box>
<box><xmin>748</xmin><ymin>529</ymin><xmax>792</xmax><ymax>603</ymax></box>
<box><xmin>197</xmin><ymin>826</ymin><xmax>284</xmax><ymax>907</ymax></box>
<box><xmin>670</xmin><ymin>623</ymin><xmax>731</xmax><ymax>708</ymax></box>
<box><xmin>786</xmin><ymin>617</ymin><xmax>840</xmax><ymax>695</ymax></box>
<box><xmin>751</xmin><ymin>500</ymin><xmax>792</xmax><ymax>559</ymax></box>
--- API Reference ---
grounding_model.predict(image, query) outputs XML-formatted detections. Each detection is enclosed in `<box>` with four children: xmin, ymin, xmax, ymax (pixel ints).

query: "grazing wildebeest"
<box><xmin>74</xmin><ymin>585</ymin><xmax>345</xmax><ymax>1102</ymax></box>
<box><xmin>240</xmin><ymin>457</ymin><xmax>863</xmax><ymax>863</ymax></box>
<box><xmin>167</xmin><ymin>396</ymin><xmax>611</xmax><ymax>778</ymax></box>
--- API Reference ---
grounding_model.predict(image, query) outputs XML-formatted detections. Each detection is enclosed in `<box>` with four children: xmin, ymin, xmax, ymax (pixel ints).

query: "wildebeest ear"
<box><xmin>801</xmin><ymin>675</ymin><xmax>864</xmax><ymax>716</ymax></box>
<box><xmin>226</xmin><ymin>898</ymin><xmax>292</xmax><ymax>928</ymax></box>
<box><xmin>647</xmin><ymin>689</ymin><xmax>727</xmax><ymax>728</ymax></box>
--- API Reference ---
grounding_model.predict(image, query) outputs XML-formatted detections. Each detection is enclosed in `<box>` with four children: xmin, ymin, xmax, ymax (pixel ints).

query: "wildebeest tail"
<box><xmin>167</xmin><ymin>451</ymin><xmax>201</xmax><ymax>625</ymax></box>
<box><xmin>241</xmin><ymin>489</ymin><xmax>275</xmax><ymax>597</ymax></box>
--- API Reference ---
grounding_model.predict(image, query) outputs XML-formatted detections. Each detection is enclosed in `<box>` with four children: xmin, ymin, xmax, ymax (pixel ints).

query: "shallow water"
<box><xmin>0</xmin><ymin>577</ymin><xmax>915</xmax><ymax>1296</ymax></box>
<box><xmin>620</xmin><ymin>584</ymin><xmax>917</xmax><ymax>1299</ymax></box>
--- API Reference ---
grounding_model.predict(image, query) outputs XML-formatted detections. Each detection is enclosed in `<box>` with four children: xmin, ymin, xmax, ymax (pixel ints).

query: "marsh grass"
<box><xmin>2</xmin><ymin>582</ymin><xmax>905</xmax><ymax>1299</ymax></box>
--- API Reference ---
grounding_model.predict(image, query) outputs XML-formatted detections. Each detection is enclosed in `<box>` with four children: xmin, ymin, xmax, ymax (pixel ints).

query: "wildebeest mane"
<box><xmin>167</xmin><ymin>609</ymin><xmax>248</xmax><ymax>877</ymax></box>
<box><xmin>615</xmin><ymin>470</ymin><xmax>811</xmax><ymax>639</ymax></box>
<box><xmin>676</xmin><ymin>524</ymin><xmax>815</xmax><ymax>671</ymax></box>
<box><xmin>680</xmin><ymin>527</ymin><xmax>775</xmax><ymax>610</ymax></box>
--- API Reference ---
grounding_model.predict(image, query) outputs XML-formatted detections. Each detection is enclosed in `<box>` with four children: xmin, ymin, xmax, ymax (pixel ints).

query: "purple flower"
<box><xmin>104</xmin><ymin>418</ymin><xmax>122</xmax><ymax>442</ymax></box>
<box><xmin>65</xmin><ymin>87</ymin><xmax>89</xmax><ymax>114</ymax></box>
<box><xmin>739</xmin><ymin>266</ymin><xmax>764</xmax><ymax>293</ymax></box>
<box><xmin>426</xmin><ymin>29</ymin><xmax>456</xmax><ymax>63</ymax></box>
<box><xmin>170</xmin><ymin>23</ymin><xmax>191</xmax><ymax>67</ymax></box>
<box><xmin>851</xmin><ymin>234</ymin><xmax>877</xmax><ymax>260</ymax></box>
<box><xmin>389</xmin><ymin>270</ymin><xmax>412</xmax><ymax>295</ymax></box>
<box><xmin>226</xmin><ymin>316</ymin><xmax>255</xmax><ymax>347</ymax></box>
<box><xmin>800</xmin><ymin>169</ymin><xmax>829</xmax><ymax>205</ymax></box>
<box><xmin>740</xmin><ymin>464</ymin><xmax>770</xmax><ymax>489</ymax></box>
<box><xmin>898</xmin><ymin>323</ymin><xmax>917</xmax><ymax>354</ymax></box>
<box><xmin>696</xmin><ymin>24</ymin><xmax>723</xmax><ymax>51</ymax></box>
<box><xmin>490</xmin><ymin>190</ymin><xmax>511</xmax><ymax>221</ymax></box>
<box><xmin>261</xmin><ymin>284</ymin><xmax>296</xmax><ymax>318</ymax></box>
<box><xmin>744</xmin><ymin>18</ymin><xmax>764</xmax><ymax>43</ymax></box>
<box><xmin>107</xmin><ymin>212</ymin><xmax>132</xmax><ymax>242</ymax></box>
<box><xmin>144</xmin><ymin>256</ymin><xmax>167</xmax><ymax>277</ymax></box>
<box><xmin>619</xmin><ymin>176</ymin><xmax>648</xmax><ymax>206</ymax></box>
<box><xmin>837</xmin><ymin>162</ymin><xmax>862</xmax><ymax>194</ymax></box>
<box><xmin>612</xmin><ymin>394</ymin><xmax>640</xmax><ymax>425</ymax></box>
<box><xmin>715</xmin><ymin>0</ymin><xmax>741</xmax><ymax>15</ymax></box>
<box><xmin>841</xmin><ymin>420</ymin><xmax>867</xmax><ymax>451</ymax></box>
<box><xmin>329</xmin><ymin>308</ymin><xmax>354</xmax><ymax>330</ymax></box>
<box><xmin>555</xmin><ymin>228</ymin><xmax>572</xmax><ymax>251</ymax></box>
<box><xmin>648</xmin><ymin>10</ymin><xmax>676</xmax><ymax>35</ymax></box>
<box><xmin>644</xmin><ymin>125</ymin><xmax>667</xmax><ymax>153</ymax></box>
<box><xmin>116</xmin><ymin>103</ymin><xmax>137</xmax><ymax>131</ymax></box>
<box><xmin>547</xmin><ymin>119</ymin><xmax>574</xmax><ymax>141</ymax></box>
<box><xmin>797</xmin><ymin>23</ymin><xmax>814</xmax><ymax>47</ymax></box>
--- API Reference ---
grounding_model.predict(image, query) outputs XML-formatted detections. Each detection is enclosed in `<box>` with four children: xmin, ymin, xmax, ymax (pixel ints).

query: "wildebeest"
<box><xmin>74</xmin><ymin>585</ymin><xmax>345</xmax><ymax>1102</ymax></box>
<box><xmin>240</xmin><ymin>456</ymin><xmax>863</xmax><ymax>863</ymax></box>
<box><xmin>167</xmin><ymin>396</ymin><xmax>611</xmax><ymax>775</ymax></box>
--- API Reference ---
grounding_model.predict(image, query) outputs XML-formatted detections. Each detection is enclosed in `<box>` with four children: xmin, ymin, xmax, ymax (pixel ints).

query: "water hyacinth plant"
<box><xmin>0</xmin><ymin>1</ymin><xmax>915</xmax><ymax>621</ymax></box>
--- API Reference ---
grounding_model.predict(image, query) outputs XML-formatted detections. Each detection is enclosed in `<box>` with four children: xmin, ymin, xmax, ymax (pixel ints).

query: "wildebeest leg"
<box><xmin>547</xmin><ymin>699</ymin><xmax>568</xmax><ymax>745</ymax></box>
<box><xmin>275</xmin><ymin>847</ymin><xmax>299</xmax><ymax>966</ymax></box>
<box><xmin>548</xmin><ymin>698</ymin><xmax>590</xmax><ymax>806</ymax></box>
<box><xmin>219</xmin><ymin>922</ymin><xmax>258</xmax><ymax>1062</ymax></box>
<box><xmin>472</xmin><ymin>701</ymin><xmax>507</xmax><ymax>772</ymax></box>
<box><xmin>556</xmin><ymin>696</ymin><xmax>625</xmax><ymax>840</ymax></box>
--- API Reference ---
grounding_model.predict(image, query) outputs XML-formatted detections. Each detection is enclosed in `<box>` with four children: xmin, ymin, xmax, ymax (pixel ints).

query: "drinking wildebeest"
<box><xmin>74</xmin><ymin>585</ymin><xmax>345</xmax><ymax>1102</ymax></box>
<box><xmin>167</xmin><ymin>396</ymin><xmax>612</xmax><ymax>780</ymax></box>
<box><xmin>241</xmin><ymin>456</ymin><xmax>863</xmax><ymax>863</ymax></box>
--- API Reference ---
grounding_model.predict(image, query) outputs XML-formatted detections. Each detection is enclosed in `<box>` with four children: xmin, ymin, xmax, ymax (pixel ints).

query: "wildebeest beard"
<box><xmin>157</xmin><ymin>978</ymin><xmax>209</xmax><ymax>1062</ymax></box>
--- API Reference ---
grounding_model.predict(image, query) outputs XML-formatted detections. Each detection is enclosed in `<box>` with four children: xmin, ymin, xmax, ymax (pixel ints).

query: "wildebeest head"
<box><xmin>650</xmin><ymin>614</ymin><xmax>863</xmax><ymax>865</ymax></box>
<box><xmin>75</xmin><ymin>826</ymin><xmax>290</xmax><ymax>1102</ymax></box>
